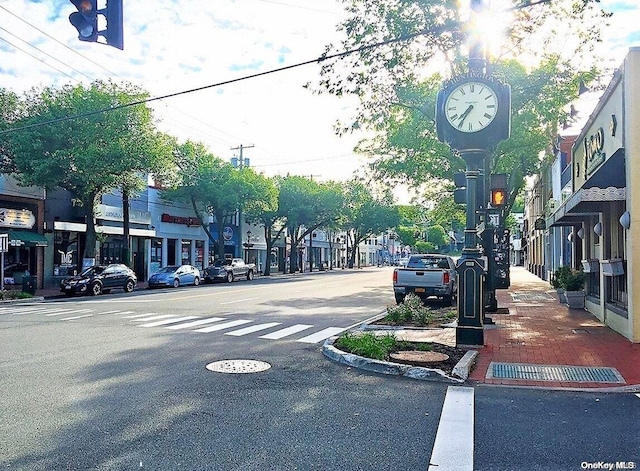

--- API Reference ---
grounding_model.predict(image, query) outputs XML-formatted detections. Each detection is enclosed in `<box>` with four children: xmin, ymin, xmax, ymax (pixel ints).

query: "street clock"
<box><xmin>436</xmin><ymin>74</ymin><xmax>511</xmax><ymax>152</ymax></box>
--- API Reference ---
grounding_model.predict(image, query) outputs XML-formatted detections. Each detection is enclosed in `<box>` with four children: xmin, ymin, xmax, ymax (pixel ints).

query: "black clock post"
<box><xmin>435</xmin><ymin>4</ymin><xmax>511</xmax><ymax>346</ymax></box>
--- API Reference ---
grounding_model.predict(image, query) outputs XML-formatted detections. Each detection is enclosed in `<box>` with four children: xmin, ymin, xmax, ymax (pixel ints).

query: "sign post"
<box><xmin>0</xmin><ymin>234</ymin><xmax>8</xmax><ymax>291</ymax></box>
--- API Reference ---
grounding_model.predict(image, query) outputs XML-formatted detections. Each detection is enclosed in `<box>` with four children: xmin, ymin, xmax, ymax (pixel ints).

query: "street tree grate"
<box><xmin>487</xmin><ymin>362</ymin><xmax>625</xmax><ymax>383</ymax></box>
<box><xmin>510</xmin><ymin>291</ymin><xmax>556</xmax><ymax>302</ymax></box>
<box><xmin>206</xmin><ymin>359</ymin><xmax>271</xmax><ymax>374</ymax></box>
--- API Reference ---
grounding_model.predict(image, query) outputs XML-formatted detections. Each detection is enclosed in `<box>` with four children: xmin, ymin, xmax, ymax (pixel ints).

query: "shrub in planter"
<box><xmin>564</xmin><ymin>270</ymin><xmax>585</xmax><ymax>291</ymax></box>
<box><xmin>564</xmin><ymin>270</ymin><xmax>586</xmax><ymax>309</ymax></box>
<box><xmin>551</xmin><ymin>266</ymin><xmax>571</xmax><ymax>289</ymax></box>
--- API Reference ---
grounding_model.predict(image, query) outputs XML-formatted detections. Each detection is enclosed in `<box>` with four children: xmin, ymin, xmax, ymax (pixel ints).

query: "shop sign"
<box><xmin>96</xmin><ymin>204</ymin><xmax>151</xmax><ymax>224</ymax></box>
<box><xmin>223</xmin><ymin>226</ymin><xmax>233</xmax><ymax>241</ymax></box>
<box><xmin>161</xmin><ymin>213</ymin><xmax>200</xmax><ymax>226</ymax></box>
<box><xmin>584</xmin><ymin>127</ymin><xmax>606</xmax><ymax>176</ymax></box>
<box><xmin>0</xmin><ymin>208</ymin><xmax>35</xmax><ymax>228</ymax></box>
<box><xmin>534</xmin><ymin>217</ymin><xmax>546</xmax><ymax>230</ymax></box>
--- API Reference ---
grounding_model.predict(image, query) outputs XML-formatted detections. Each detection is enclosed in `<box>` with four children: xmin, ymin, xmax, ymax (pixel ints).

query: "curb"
<box><xmin>322</xmin><ymin>336</ymin><xmax>478</xmax><ymax>383</ymax></box>
<box><xmin>0</xmin><ymin>296</ymin><xmax>45</xmax><ymax>304</ymax></box>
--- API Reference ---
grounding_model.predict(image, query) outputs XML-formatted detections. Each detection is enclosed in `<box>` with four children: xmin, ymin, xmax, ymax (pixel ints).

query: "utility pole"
<box><xmin>231</xmin><ymin>144</ymin><xmax>254</xmax><ymax>261</ymax></box>
<box><xmin>231</xmin><ymin>144</ymin><xmax>254</xmax><ymax>169</ymax></box>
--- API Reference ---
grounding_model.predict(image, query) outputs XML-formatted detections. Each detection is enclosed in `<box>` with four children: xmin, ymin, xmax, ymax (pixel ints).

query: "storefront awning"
<box><xmin>546</xmin><ymin>186</ymin><xmax>625</xmax><ymax>227</ymax></box>
<box><xmin>7</xmin><ymin>230</ymin><xmax>48</xmax><ymax>247</ymax></box>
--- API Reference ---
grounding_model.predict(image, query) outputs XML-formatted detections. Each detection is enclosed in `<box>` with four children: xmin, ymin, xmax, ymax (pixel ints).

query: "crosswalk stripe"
<box><xmin>96</xmin><ymin>310</ymin><xmax>124</xmax><ymax>315</ymax></box>
<box><xmin>122</xmin><ymin>313</ymin><xmax>158</xmax><ymax>319</ymax></box>
<box><xmin>194</xmin><ymin>319</ymin><xmax>252</xmax><ymax>333</ymax></box>
<box><xmin>164</xmin><ymin>317</ymin><xmax>226</xmax><ymax>330</ymax></box>
<box><xmin>225</xmin><ymin>322</ymin><xmax>282</xmax><ymax>336</ymax></box>
<box><xmin>259</xmin><ymin>324</ymin><xmax>314</xmax><ymax>340</ymax></box>
<box><xmin>129</xmin><ymin>314</ymin><xmax>176</xmax><ymax>322</ymax></box>
<box><xmin>139</xmin><ymin>316</ymin><xmax>200</xmax><ymax>327</ymax></box>
<box><xmin>428</xmin><ymin>386</ymin><xmax>474</xmax><ymax>471</ymax></box>
<box><xmin>297</xmin><ymin>327</ymin><xmax>346</xmax><ymax>344</ymax></box>
<box><xmin>46</xmin><ymin>309</ymin><xmax>93</xmax><ymax>317</ymax></box>
<box><xmin>60</xmin><ymin>314</ymin><xmax>93</xmax><ymax>321</ymax></box>
<box><xmin>9</xmin><ymin>307</ymin><xmax>51</xmax><ymax>314</ymax></box>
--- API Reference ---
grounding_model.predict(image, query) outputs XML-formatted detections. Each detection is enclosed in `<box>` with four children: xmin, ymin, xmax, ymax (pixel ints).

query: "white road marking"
<box><xmin>46</xmin><ymin>309</ymin><xmax>93</xmax><ymax>317</ymax></box>
<box><xmin>297</xmin><ymin>327</ymin><xmax>346</xmax><ymax>344</ymax></box>
<box><xmin>219</xmin><ymin>297</ymin><xmax>259</xmax><ymax>305</ymax></box>
<box><xmin>164</xmin><ymin>317</ymin><xmax>226</xmax><ymax>330</ymax></box>
<box><xmin>194</xmin><ymin>319</ymin><xmax>252</xmax><ymax>333</ymax></box>
<box><xmin>129</xmin><ymin>314</ymin><xmax>176</xmax><ymax>322</ymax></box>
<box><xmin>139</xmin><ymin>316</ymin><xmax>200</xmax><ymax>327</ymax></box>
<box><xmin>60</xmin><ymin>314</ymin><xmax>93</xmax><ymax>321</ymax></box>
<box><xmin>225</xmin><ymin>322</ymin><xmax>282</xmax><ymax>336</ymax></box>
<box><xmin>122</xmin><ymin>313</ymin><xmax>158</xmax><ymax>319</ymax></box>
<box><xmin>259</xmin><ymin>324</ymin><xmax>314</xmax><ymax>340</ymax></box>
<box><xmin>428</xmin><ymin>386</ymin><xmax>474</xmax><ymax>471</ymax></box>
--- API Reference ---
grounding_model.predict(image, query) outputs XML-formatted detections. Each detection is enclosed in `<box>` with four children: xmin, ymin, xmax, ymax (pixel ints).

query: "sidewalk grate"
<box><xmin>510</xmin><ymin>291</ymin><xmax>556</xmax><ymax>302</ymax></box>
<box><xmin>487</xmin><ymin>362</ymin><xmax>625</xmax><ymax>383</ymax></box>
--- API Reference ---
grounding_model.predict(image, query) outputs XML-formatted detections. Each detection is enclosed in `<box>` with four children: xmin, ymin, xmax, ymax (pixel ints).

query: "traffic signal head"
<box><xmin>490</xmin><ymin>188</ymin><xmax>507</xmax><ymax>207</ymax></box>
<box><xmin>69</xmin><ymin>0</ymin><xmax>123</xmax><ymax>50</ymax></box>
<box><xmin>69</xmin><ymin>0</ymin><xmax>97</xmax><ymax>42</ymax></box>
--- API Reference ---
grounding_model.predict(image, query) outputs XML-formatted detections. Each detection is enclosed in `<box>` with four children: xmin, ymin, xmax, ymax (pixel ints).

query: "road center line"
<box><xmin>428</xmin><ymin>386</ymin><xmax>474</xmax><ymax>471</ymax></box>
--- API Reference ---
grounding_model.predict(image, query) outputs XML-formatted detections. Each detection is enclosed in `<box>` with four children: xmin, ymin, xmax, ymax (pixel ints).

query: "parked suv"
<box><xmin>60</xmin><ymin>264</ymin><xmax>137</xmax><ymax>296</ymax></box>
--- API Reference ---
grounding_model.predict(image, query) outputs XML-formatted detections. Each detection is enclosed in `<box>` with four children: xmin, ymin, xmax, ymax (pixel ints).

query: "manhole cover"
<box><xmin>206</xmin><ymin>359</ymin><xmax>271</xmax><ymax>374</ymax></box>
<box><xmin>487</xmin><ymin>362</ymin><xmax>624</xmax><ymax>383</ymax></box>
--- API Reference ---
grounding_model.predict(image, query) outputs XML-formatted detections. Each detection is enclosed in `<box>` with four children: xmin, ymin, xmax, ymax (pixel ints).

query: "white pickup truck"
<box><xmin>392</xmin><ymin>254</ymin><xmax>457</xmax><ymax>305</ymax></box>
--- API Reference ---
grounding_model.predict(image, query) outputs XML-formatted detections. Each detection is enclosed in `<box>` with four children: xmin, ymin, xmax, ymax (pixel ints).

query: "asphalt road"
<box><xmin>1</xmin><ymin>267</ymin><xmax>639</xmax><ymax>470</ymax></box>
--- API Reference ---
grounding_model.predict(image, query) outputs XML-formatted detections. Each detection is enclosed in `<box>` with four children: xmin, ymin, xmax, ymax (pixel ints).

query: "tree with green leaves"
<box><xmin>314</xmin><ymin>0</ymin><xmax>608</xmax><ymax>215</ymax></box>
<box><xmin>162</xmin><ymin>140</ymin><xmax>268</xmax><ymax>261</ymax></box>
<box><xmin>1</xmin><ymin>80</ymin><xmax>173</xmax><ymax>264</ymax></box>
<box><xmin>341</xmin><ymin>180</ymin><xmax>401</xmax><ymax>268</ymax></box>
<box><xmin>278</xmin><ymin>176</ymin><xmax>346</xmax><ymax>273</ymax></box>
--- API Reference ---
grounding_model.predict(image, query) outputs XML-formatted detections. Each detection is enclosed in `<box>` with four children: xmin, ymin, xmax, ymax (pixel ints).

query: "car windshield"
<box><xmin>157</xmin><ymin>266</ymin><xmax>178</xmax><ymax>273</ymax></box>
<box><xmin>80</xmin><ymin>266</ymin><xmax>102</xmax><ymax>276</ymax></box>
<box><xmin>213</xmin><ymin>260</ymin><xmax>231</xmax><ymax>267</ymax></box>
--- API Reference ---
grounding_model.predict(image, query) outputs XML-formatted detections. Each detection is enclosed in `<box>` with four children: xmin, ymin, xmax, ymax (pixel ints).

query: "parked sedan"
<box><xmin>148</xmin><ymin>265</ymin><xmax>201</xmax><ymax>289</ymax></box>
<box><xmin>60</xmin><ymin>264</ymin><xmax>137</xmax><ymax>296</ymax></box>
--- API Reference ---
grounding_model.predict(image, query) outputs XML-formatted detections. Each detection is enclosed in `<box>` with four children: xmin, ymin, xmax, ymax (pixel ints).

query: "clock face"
<box><xmin>445</xmin><ymin>81</ymin><xmax>498</xmax><ymax>133</ymax></box>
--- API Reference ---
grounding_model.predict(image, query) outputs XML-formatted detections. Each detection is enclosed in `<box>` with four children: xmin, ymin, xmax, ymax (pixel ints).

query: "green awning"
<box><xmin>7</xmin><ymin>230</ymin><xmax>48</xmax><ymax>247</ymax></box>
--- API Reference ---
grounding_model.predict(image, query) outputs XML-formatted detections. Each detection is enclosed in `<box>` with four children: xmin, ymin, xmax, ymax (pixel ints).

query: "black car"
<box><xmin>60</xmin><ymin>264</ymin><xmax>137</xmax><ymax>296</ymax></box>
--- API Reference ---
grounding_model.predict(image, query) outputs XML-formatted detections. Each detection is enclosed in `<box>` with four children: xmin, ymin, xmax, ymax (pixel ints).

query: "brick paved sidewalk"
<box><xmin>469</xmin><ymin>267</ymin><xmax>640</xmax><ymax>390</ymax></box>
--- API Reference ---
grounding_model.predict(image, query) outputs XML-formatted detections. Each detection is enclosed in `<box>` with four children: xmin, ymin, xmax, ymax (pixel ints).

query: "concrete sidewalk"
<box><xmin>468</xmin><ymin>267</ymin><xmax>640</xmax><ymax>391</ymax></box>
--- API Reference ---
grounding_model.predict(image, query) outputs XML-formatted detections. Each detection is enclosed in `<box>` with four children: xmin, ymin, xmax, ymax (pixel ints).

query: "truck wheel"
<box><xmin>226</xmin><ymin>272</ymin><xmax>234</xmax><ymax>283</ymax></box>
<box><xmin>246</xmin><ymin>270</ymin><xmax>254</xmax><ymax>281</ymax></box>
<box><xmin>443</xmin><ymin>295</ymin><xmax>453</xmax><ymax>306</ymax></box>
<box><xmin>394</xmin><ymin>293</ymin><xmax>405</xmax><ymax>305</ymax></box>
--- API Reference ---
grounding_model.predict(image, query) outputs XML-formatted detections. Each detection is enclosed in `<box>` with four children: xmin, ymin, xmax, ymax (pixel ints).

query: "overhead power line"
<box><xmin>0</xmin><ymin>22</ymin><xmax>455</xmax><ymax>135</ymax></box>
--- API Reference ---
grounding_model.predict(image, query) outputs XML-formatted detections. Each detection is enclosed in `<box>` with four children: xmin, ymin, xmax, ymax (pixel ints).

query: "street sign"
<box><xmin>0</xmin><ymin>234</ymin><xmax>8</xmax><ymax>253</ymax></box>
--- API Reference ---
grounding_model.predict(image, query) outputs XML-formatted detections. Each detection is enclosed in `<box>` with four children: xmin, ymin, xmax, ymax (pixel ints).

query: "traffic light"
<box><xmin>453</xmin><ymin>172</ymin><xmax>466</xmax><ymax>204</ymax></box>
<box><xmin>69</xmin><ymin>0</ymin><xmax>97</xmax><ymax>42</ymax></box>
<box><xmin>69</xmin><ymin>0</ymin><xmax>123</xmax><ymax>50</ymax></box>
<box><xmin>489</xmin><ymin>173</ymin><xmax>507</xmax><ymax>208</ymax></box>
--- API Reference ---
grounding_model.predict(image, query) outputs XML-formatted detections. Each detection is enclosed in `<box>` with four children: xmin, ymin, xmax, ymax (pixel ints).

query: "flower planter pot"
<box><xmin>556</xmin><ymin>288</ymin><xmax>567</xmax><ymax>304</ymax></box>
<box><xmin>565</xmin><ymin>290</ymin><xmax>586</xmax><ymax>309</ymax></box>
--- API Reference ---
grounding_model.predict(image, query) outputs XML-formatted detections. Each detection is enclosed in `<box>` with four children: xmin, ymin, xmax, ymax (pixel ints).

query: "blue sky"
<box><xmin>0</xmin><ymin>0</ymin><xmax>639</xmax><ymax>185</ymax></box>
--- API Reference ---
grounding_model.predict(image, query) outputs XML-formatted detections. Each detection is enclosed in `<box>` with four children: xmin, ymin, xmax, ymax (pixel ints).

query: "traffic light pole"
<box><xmin>456</xmin><ymin>150</ymin><xmax>486</xmax><ymax>346</ymax></box>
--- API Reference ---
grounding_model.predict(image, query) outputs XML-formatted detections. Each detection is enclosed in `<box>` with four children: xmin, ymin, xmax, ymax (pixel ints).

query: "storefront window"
<box><xmin>195</xmin><ymin>240</ymin><xmax>204</xmax><ymax>269</ymax></box>
<box><xmin>53</xmin><ymin>231</ymin><xmax>79</xmax><ymax>277</ymax></box>
<box><xmin>181</xmin><ymin>239</ymin><xmax>191</xmax><ymax>264</ymax></box>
